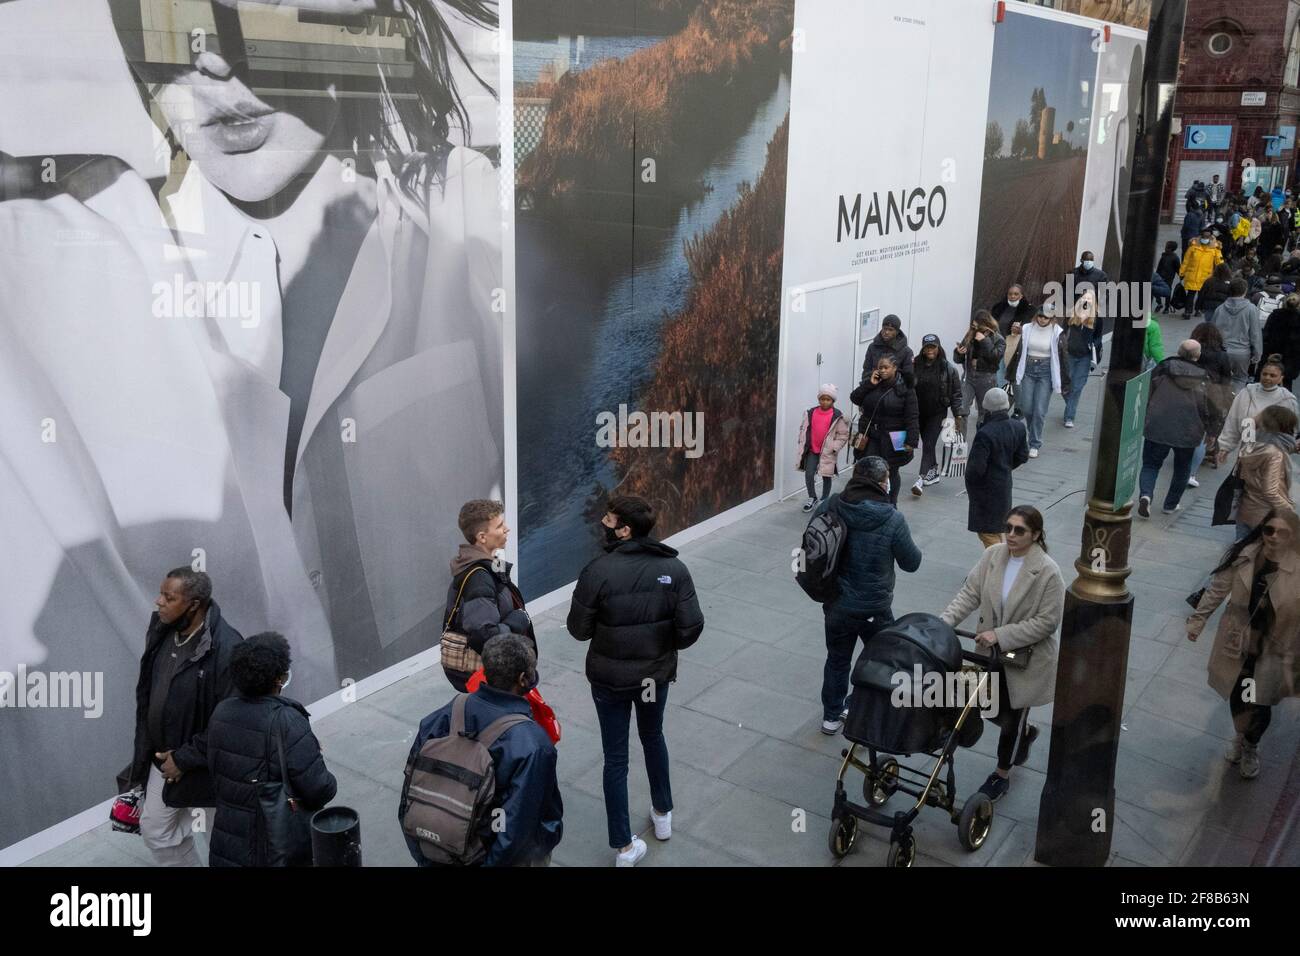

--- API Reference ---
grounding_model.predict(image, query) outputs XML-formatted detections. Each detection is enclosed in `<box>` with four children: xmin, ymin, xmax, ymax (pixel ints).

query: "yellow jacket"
<box><xmin>1179</xmin><ymin>241</ymin><xmax>1223</xmax><ymax>291</ymax></box>
<box><xmin>1232</xmin><ymin>217</ymin><xmax>1252</xmax><ymax>242</ymax></box>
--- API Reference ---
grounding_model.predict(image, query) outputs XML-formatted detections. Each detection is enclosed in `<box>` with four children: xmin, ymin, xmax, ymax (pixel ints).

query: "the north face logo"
<box><xmin>658</xmin><ymin>575</ymin><xmax>672</xmax><ymax>585</ymax></box>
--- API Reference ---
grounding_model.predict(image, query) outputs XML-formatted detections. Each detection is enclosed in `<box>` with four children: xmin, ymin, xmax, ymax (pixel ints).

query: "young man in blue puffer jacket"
<box><xmin>813</xmin><ymin>456</ymin><xmax>922</xmax><ymax>735</ymax></box>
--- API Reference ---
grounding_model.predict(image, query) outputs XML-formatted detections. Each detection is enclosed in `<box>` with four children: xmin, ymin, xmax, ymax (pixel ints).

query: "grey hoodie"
<box><xmin>1211</xmin><ymin>296</ymin><xmax>1263</xmax><ymax>359</ymax></box>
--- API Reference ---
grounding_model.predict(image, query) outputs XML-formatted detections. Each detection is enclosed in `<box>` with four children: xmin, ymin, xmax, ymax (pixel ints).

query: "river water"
<box><xmin>514</xmin><ymin>34</ymin><xmax>665</xmax><ymax>85</ymax></box>
<box><xmin>518</xmin><ymin>69</ymin><xmax>792</xmax><ymax>597</ymax></box>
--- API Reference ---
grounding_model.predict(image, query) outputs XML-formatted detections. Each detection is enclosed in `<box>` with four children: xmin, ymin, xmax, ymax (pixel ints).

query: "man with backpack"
<box><xmin>809</xmin><ymin>456</ymin><xmax>921</xmax><ymax>736</ymax></box>
<box><xmin>400</xmin><ymin>634</ymin><xmax>563</xmax><ymax>867</ymax></box>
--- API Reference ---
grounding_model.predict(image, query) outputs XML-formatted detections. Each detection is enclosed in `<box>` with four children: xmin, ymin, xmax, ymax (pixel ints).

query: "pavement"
<box><xmin>23</xmin><ymin>311</ymin><xmax>1299</xmax><ymax>868</ymax></box>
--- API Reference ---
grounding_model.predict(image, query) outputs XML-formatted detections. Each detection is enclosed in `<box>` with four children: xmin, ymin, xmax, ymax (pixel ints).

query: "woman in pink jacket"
<box><xmin>797</xmin><ymin>384</ymin><xmax>851</xmax><ymax>511</ymax></box>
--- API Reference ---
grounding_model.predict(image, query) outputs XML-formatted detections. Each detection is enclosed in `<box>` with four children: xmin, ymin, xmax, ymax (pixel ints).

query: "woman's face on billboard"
<box><xmin>150</xmin><ymin>50</ymin><xmax>340</xmax><ymax>203</ymax></box>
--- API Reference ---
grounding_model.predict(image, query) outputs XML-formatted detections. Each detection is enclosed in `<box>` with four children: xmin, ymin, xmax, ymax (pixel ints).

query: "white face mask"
<box><xmin>1081</xmin><ymin>260</ymin><xmax>1094</xmax><ymax>270</ymax></box>
<box><xmin>1007</xmin><ymin>298</ymin><xmax>1019</xmax><ymax>308</ymax></box>
<box><xmin>280</xmin><ymin>669</ymin><xmax>292</xmax><ymax>691</ymax></box>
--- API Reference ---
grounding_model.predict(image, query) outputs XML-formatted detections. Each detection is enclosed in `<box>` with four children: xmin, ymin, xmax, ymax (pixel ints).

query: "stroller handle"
<box><xmin>953</xmin><ymin>627</ymin><xmax>1005</xmax><ymax>670</ymax></box>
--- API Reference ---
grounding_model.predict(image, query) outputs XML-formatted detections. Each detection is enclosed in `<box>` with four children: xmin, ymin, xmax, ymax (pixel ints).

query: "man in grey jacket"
<box><xmin>1138</xmin><ymin>341</ymin><xmax>1213</xmax><ymax>518</ymax></box>
<box><xmin>1210</xmin><ymin>278</ymin><xmax>1263</xmax><ymax>392</ymax></box>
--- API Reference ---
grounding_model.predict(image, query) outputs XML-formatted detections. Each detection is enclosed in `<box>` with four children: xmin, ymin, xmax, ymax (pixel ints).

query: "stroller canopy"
<box><xmin>852</xmin><ymin>613</ymin><xmax>963</xmax><ymax>690</ymax></box>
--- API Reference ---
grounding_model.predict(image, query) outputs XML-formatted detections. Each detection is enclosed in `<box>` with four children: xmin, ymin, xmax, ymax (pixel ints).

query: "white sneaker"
<box><xmin>1187</xmin><ymin>476</ymin><xmax>1200</xmax><ymax>488</ymax></box>
<box><xmin>1239</xmin><ymin>743</ymin><xmax>1261</xmax><ymax>779</ymax></box>
<box><xmin>1225</xmin><ymin>733</ymin><xmax>1243</xmax><ymax>764</ymax></box>
<box><xmin>1028</xmin><ymin>448</ymin><xmax>1039</xmax><ymax>459</ymax></box>
<box><xmin>616</xmin><ymin>836</ymin><xmax>648</xmax><ymax>867</ymax></box>
<box><xmin>821</xmin><ymin>718</ymin><xmax>844</xmax><ymax>735</ymax></box>
<box><xmin>1064</xmin><ymin>419</ymin><xmax>1075</xmax><ymax>429</ymax></box>
<box><xmin>801</xmin><ymin>498</ymin><xmax>816</xmax><ymax>513</ymax></box>
<box><xmin>651</xmin><ymin>808</ymin><xmax>672</xmax><ymax>841</ymax></box>
<box><xmin>911</xmin><ymin>478</ymin><xmax>923</xmax><ymax>497</ymax></box>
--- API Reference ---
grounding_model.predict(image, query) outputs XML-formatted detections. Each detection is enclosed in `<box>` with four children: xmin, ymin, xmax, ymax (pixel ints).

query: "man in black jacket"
<box><xmin>126</xmin><ymin>568</ymin><xmax>242</xmax><ymax>865</ymax></box>
<box><xmin>566</xmin><ymin>495</ymin><xmax>704</xmax><ymax>867</ymax></box>
<box><xmin>965</xmin><ymin>389</ymin><xmax>1030</xmax><ymax>548</ymax></box>
<box><xmin>862</xmin><ymin>314</ymin><xmax>916</xmax><ymax>388</ymax></box>
<box><xmin>443</xmin><ymin>499</ymin><xmax>536</xmax><ymax>691</ymax></box>
<box><xmin>204</xmin><ymin>632</ymin><xmax>336</xmax><ymax>867</ymax></box>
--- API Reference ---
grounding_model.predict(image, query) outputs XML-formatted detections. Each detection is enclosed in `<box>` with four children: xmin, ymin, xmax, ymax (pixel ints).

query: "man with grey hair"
<box><xmin>125</xmin><ymin>567</ymin><xmax>243</xmax><ymax>866</ymax></box>
<box><xmin>403</xmin><ymin>634</ymin><xmax>563</xmax><ymax>867</ymax></box>
<box><xmin>1138</xmin><ymin>340</ymin><xmax>1212</xmax><ymax>518</ymax></box>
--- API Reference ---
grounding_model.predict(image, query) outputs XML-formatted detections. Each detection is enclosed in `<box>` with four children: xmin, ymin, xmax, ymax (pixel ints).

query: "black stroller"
<box><xmin>827</xmin><ymin>612</ymin><xmax>1002</xmax><ymax>867</ymax></box>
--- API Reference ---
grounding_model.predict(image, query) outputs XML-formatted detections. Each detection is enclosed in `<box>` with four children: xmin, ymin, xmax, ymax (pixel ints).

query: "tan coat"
<box><xmin>796</xmin><ymin>407</ymin><xmax>851</xmax><ymax>477</ymax></box>
<box><xmin>1236</xmin><ymin>443</ymin><xmax>1293</xmax><ymax>529</ymax></box>
<box><xmin>940</xmin><ymin>543</ymin><xmax>1065</xmax><ymax>708</ymax></box>
<box><xmin>1186</xmin><ymin>544</ymin><xmax>1300</xmax><ymax>707</ymax></box>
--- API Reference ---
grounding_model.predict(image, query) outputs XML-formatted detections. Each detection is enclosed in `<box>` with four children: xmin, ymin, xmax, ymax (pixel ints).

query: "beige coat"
<box><xmin>1236</xmin><ymin>443</ymin><xmax>1293</xmax><ymax>529</ymax></box>
<box><xmin>940</xmin><ymin>543</ymin><xmax>1065</xmax><ymax>709</ymax></box>
<box><xmin>796</xmin><ymin>407</ymin><xmax>851</xmax><ymax>477</ymax></box>
<box><xmin>1186</xmin><ymin>544</ymin><xmax>1300</xmax><ymax>707</ymax></box>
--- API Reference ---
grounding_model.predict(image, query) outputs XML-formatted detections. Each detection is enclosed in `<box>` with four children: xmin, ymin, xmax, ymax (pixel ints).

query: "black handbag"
<box><xmin>1211</xmin><ymin>464</ymin><xmax>1244</xmax><ymax>526</ymax></box>
<box><xmin>257</xmin><ymin>708</ymin><xmax>313</xmax><ymax>867</ymax></box>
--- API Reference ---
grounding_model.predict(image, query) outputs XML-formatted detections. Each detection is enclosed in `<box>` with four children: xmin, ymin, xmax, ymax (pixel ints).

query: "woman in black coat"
<box><xmin>203</xmin><ymin>632</ymin><xmax>337</xmax><ymax>867</ymax></box>
<box><xmin>1262</xmin><ymin>295</ymin><xmax>1300</xmax><ymax>390</ymax></box>
<box><xmin>1189</xmin><ymin>321</ymin><xmax>1234</xmax><ymax>480</ymax></box>
<box><xmin>1196</xmin><ymin>263</ymin><xmax>1233</xmax><ymax>318</ymax></box>
<box><xmin>850</xmin><ymin>353</ymin><xmax>919</xmax><ymax>505</ymax></box>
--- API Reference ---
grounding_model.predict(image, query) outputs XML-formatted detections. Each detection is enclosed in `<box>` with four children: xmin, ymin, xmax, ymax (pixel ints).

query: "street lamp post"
<box><xmin>1034</xmin><ymin>0</ymin><xmax>1189</xmax><ymax>866</ymax></box>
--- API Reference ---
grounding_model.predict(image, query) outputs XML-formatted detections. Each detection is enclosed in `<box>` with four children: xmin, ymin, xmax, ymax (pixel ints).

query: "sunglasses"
<box><xmin>1004</xmin><ymin>523</ymin><xmax>1031</xmax><ymax>537</ymax></box>
<box><xmin>1262</xmin><ymin>526</ymin><xmax>1290</xmax><ymax>538</ymax></box>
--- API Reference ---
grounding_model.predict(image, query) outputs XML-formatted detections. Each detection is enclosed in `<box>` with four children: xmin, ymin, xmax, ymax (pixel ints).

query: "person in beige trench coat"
<box><xmin>941</xmin><ymin>505</ymin><xmax>1065</xmax><ymax>803</ymax></box>
<box><xmin>1186</xmin><ymin>508</ymin><xmax>1300</xmax><ymax>779</ymax></box>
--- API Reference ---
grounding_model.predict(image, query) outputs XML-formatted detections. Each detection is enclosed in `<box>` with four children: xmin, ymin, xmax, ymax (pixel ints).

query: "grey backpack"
<box><xmin>400</xmin><ymin>694</ymin><xmax>529</xmax><ymax>865</ymax></box>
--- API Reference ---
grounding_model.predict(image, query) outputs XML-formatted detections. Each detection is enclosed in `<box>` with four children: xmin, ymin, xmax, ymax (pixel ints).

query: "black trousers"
<box><xmin>1229</xmin><ymin>654</ymin><xmax>1273</xmax><ymax>745</ymax></box>
<box><xmin>994</xmin><ymin>672</ymin><xmax>1030</xmax><ymax>771</ymax></box>
<box><xmin>918</xmin><ymin>413</ymin><xmax>946</xmax><ymax>477</ymax></box>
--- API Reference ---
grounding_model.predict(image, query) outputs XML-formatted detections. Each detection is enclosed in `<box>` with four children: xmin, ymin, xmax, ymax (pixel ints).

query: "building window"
<box><xmin>1208</xmin><ymin>32</ymin><xmax>1233</xmax><ymax>56</ymax></box>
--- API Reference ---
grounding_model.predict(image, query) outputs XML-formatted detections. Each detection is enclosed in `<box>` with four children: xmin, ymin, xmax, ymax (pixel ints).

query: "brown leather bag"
<box><xmin>441</xmin><ymin>566</ymin><xmax>489</xmax><ymax>674</ymax></box>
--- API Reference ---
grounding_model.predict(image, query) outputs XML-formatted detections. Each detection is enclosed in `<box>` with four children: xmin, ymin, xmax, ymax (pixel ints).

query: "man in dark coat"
<box><xmin>862</xmin><ymin>314</ymin><xmax>916</xmax><ymax>388</ymax></box>
<box><xmin>567</xmin><ymin>495</ymin><xmax>704</xmax><ymax>866</ymax></box>
<box><xmin>1137</xmin><ymin>341</ymin><xmax>1212</xmax><ymax>518</ymax></box>
<box><xmin>203</xmin><ymin>632</ymin><xmax>336</xmax><ymax>867</ymax></box>
<box><xmin>965</xmin><ymin>388</ymin><xmax>1030</xmax><ymax>547</ymax></box>
<box><xmin>813</xmin><ymin>456</ymin><xmax>921</xmax><ymax>735</ymax></box>
<box><xmin>989</xmin><ymin>284</ymin><xmax>1035</xmax><ymax>338</ymax></box>
<box><xmin>403</xmin><ymin>634</ymin><xmax>563</xmax><ymax>867</ymax></box>
<box><xmin>443</xmin><ymin>499</ymin><xmax>536</xmax><ymax>691</ymax></box>
<box><xmin>126</xmin><ymin>568</ymin><xmax>243</xmax><ymax>865</ymax></box>
<box><xmin>1181</xmin><ymin>201</ymin><xmax>1205</xmax><ymax>253</ymax></box>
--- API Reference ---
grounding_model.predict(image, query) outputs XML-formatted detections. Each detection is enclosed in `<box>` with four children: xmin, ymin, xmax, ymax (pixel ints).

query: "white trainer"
<box><xmin>616</xmin><ymin>836</ymin><xmax>648</xmax><ymax>867</ymax></box>
<box><xmin>1028</xmin><ymin>448</ymin><xmax>1039</xmax><ymax>459</ymax></box>
<box><xmin>651</xmin><ymin>808</ymin><xmax>672</xmax><ymax>841</ymax></box>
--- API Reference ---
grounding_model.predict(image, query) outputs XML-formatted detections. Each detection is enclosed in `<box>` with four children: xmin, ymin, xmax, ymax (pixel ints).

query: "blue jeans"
<box><xmin>1017</xmin><ymin>357</ymin><xmax>1053</xmax><ymax>449</ymax></box>
<box><xmin>1189</xmin><ymin>440</ymin><xmax>1207</xmax><ymax>476</ymax></box>
<box><xmin>1063</xmin><ymin>353</ymin><xmax>1093</xmax><ymax>422</ymax></box>
<box><xmin>822</xmin><ymin>606</ymin><xmax>892</xmax><ymax>721</ymax></box>
<box><xmin>1138</xmin><ymin>439</ymin><xmax>1195</xmax><ymax>510</ymax></box>
<box><xmin>591</xmin><ymin>682</ymin><xmax>672</xmax><ymax>849</ymax></box>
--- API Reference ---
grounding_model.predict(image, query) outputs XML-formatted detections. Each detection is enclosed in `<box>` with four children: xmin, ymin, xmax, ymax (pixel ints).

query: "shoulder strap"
<box><xmin>475</xmin><ymin>712</ymin><xmax>531</xmax><ymax>750</ymax></box>
<box><xmin>445</xmin><ymin>565</ymin><xmax>489</xmax><ymax>631</ymax></box>
<box><xmin>266</xmin><ymin>705</ymin><xmax>296</xmax><ymax>800</ymax></box>
<box><xmin>449</xmin><ymin>693</ymin><xmax>469</xmax><ymax>737</ymax></box>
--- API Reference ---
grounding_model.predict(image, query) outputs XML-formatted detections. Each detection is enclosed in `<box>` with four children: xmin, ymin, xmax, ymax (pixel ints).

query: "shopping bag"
<box><xmin>943</xmin><ymin>435</ymin><xmax>968</xmax><ymax>478</ymax></box>
<box><xmin>466</xmin><ymin>669</ymin><xmax>562</xmax><ymax>744</ymax></box>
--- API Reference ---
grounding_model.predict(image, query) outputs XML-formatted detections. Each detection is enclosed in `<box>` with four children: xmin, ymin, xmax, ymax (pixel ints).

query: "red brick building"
<box><xmin>1162</xmin><ymin>0</ymin><xmax>1300</xmax><ymax>220</ymax></box>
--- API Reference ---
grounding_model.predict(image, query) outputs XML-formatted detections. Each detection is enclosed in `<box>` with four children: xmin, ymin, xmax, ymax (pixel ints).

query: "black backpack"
<box><xmin>795</xmin><ymin>495</ymin><xmax>848</xmax><ymax>603</ymax></box>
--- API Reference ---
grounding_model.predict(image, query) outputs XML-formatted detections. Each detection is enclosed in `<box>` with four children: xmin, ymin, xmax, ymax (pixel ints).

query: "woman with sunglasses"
<box><xmin>940</xmin><ymin>505</ymin><xmax>1064</xmax><ymax>802</ymax></box>
<box><xmin>1186</xmin><ymin>509</ymin><xmax>1300</xmax><ymax>779</ymax></box>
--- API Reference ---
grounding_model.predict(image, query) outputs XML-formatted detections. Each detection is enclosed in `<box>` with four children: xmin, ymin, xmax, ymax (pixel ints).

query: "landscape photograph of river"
<box><xmin>514</xmin><ymin>1</ymin><xmax>795</xmax><ymax>598</ymax></box>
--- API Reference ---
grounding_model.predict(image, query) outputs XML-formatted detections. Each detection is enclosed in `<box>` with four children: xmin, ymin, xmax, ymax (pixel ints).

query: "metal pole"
<box><xmin>1034</xmin><ymin>0</ymin><xmax>1189</xmax><ymax>866</ymax></box>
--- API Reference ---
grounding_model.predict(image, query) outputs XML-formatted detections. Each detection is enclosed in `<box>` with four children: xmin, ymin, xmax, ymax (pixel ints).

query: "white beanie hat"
<box><xmin>818</xmin><ymin>383</ymin><xmax>838</xmax><ymax>401</ymax></box>
<box><xmin>982</xmin><ymin>388</ymin><xmax>1010</xmax><ymax>413</ymax></box>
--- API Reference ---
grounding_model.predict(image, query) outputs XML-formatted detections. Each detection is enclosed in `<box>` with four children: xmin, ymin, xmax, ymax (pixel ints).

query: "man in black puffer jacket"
<box><xmin>566</xmin><ymin>495</ymin><xmax>704</xmax><ymax>867</ymax></box>
<box><xmin>443</xmin><ymin>499</ymin><xmax>536</xmax><ymax>691</ymax></box>
<box><xmin>862</xmin><ymin>314</ymin><xmax>916</xmax><ymax>388</ymax></box>
<box><xmin>203</xmin><ymin>632</ymin><xmax>337</xmax><ymax>867</ymax></box>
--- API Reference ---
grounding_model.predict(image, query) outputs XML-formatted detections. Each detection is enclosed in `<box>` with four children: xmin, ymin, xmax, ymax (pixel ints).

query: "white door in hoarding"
<box><xmin>1173</xmin><ymin>160</ymin><xmax>1227</xmax><ymax>222</ymax></box>
<box><xmin>782</xmin><ymin>280</ymin><xmax>859</xmax><ymax>500</ymax></box>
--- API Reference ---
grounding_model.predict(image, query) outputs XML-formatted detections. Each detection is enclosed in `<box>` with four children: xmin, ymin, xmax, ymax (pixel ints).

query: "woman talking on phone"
<box><xmin>954</xmin><ymin>310</ymin><xmax>1006</xmax><ymax>433</ymax></box>
<box><xmin>850</xmin><ymin>354</ymin><xmax>919</xmax><ymax>505</ymax></box>
<box><xmin>940</xmin><ymin>505</ymin><xmax>1064</xmax><ymax>802</ymax></box>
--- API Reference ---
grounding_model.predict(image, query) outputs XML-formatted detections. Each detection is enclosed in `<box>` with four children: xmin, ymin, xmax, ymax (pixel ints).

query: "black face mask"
<box><xmin>602</xmin><ymin>525</ymin><xmax>623</xmax><ymax>550</ymax></box>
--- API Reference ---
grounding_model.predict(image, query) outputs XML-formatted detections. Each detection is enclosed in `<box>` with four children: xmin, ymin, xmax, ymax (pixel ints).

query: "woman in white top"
<box><xmin>1012</xmin><ymin>306</ymin><xmax>1066</xmax><ymax>458</ymax></box>
<box><xmin>940</xmin><ymin>505</ymin><xmax>1065</xmax><ymax>802</ymax></box>
<box><xmin>1216</xmin><ymin>357</ymin><xmax>1300</xmax><ymax>463</ymax></box>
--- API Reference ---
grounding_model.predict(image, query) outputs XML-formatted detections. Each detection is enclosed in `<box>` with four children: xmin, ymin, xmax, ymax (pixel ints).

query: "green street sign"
<box><xmin>1113</xmin><ymin>368</ymin><xmax>1152</xmax><ymax>509</ymax></box>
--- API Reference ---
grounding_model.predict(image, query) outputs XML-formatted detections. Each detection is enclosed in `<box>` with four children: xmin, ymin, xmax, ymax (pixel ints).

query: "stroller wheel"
<box><xmin>827</xmin><ymin>815</ymin><xmax>858</xmax><ymax>859</ymax></box>
<box><xmin>864</xmin><ymin>758</ymin><xmax>900</xmax><ymax>807</ymax></box>
<box><xmin>886</xmin><ymin>837</ymin><xmax>916</xmax><ymax>868</ymax></box>
<box><xmin>958</xmin><ymin>793</ymin><xmax>994</xmax><ymax>851</ymax></box>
